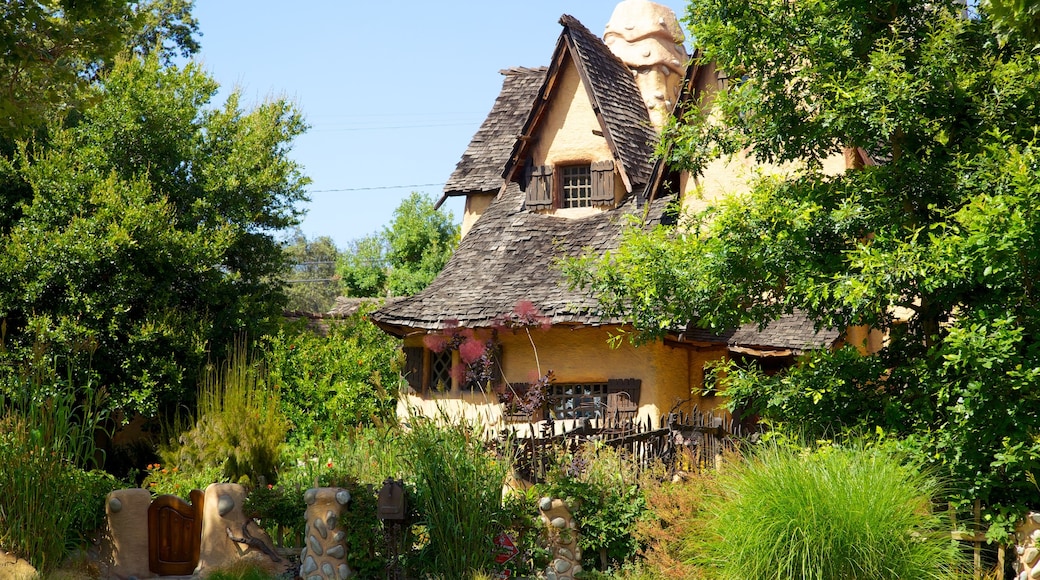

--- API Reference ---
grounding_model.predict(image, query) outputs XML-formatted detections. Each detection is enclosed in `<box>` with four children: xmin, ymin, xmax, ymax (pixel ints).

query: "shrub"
<box><xmin>160</xmin><ymin>341</ymin><xmax>287</xmax><ymax>484</ymax></box>
<box><xmin>0</xmin><ymin>376</ymin><xmax>116</xmax><ymax>573</ymax></box>
<box><xmin>140</xmin><ymin>462</ymin><xmax>227</xmax><ymax>496</ymax></box>
<box><xmin>540</xmin><ymin>442</ymin><xmax>647</xmax><ymax>573</ymax></box>
<box><xmin>403</xmin><ymin>416</ymin><xmax>510</xmax><ymax>578</ymax></box>
<box><xmin>628</xmin><ymin>470</ymin><xmax>716</xmax><ymax>579</ymax></box>
<box><xmin>703</xmin><ymin>441</ymin><xmax>966</xmax><ymax>580</ymax></box>
<box><xmin>264</xmin><ymin>309</ymin><xmax>402</xmax><ymax>444</ymax></box>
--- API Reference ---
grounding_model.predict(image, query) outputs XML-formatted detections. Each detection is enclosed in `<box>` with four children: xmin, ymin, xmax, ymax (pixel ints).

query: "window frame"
<box><xmin>559</xmin><ymin>164</ymin><xmax>593</xmax><ymax>209</ymax></box>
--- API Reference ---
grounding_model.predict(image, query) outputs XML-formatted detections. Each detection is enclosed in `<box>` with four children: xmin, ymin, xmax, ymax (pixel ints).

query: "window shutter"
<box><xmin>403</xmin><ymin>347</ymin><xmax>424</xmax><ymax>392</ymax></box>
<box><xmin>607</xmin><ymin>378</ymin><xmax>641</xmax><ymax>403</ymax></box>
<box><xmin>590</xmin><ymin>160</ymin><xmax>615</xmax><ymax>206</ymax></box>
<box><xmin>524</xmin><ymin>164</ymin><xmax>554</xmax><ymax>210</ymax></box>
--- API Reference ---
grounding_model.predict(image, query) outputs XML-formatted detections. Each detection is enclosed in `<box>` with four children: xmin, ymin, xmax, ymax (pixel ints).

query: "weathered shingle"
<box><xmin>371</xmin><ymin>184</ymin><xmax>674</xmax><ymax>334</ymax></box>
<box><xmin>442</xmin><ymin>67</ymin><xmax>546</xmax><ymax>199</ymax></box>
<box><xmin>682</xmin><ymin>314</ymin><xmax>840</xmax><ymax>354</ymax></box>
<box><xmin>560</xmin><ymin>15</ymin><xmax>657</xmax><ymax>190</ymax></box>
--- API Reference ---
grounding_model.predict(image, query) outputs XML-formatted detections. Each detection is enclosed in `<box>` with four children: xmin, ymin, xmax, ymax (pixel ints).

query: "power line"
<box><xmin>309</xmin><ymin>183</ymin><xmax>444</xmax><ymax>193</ymax></box>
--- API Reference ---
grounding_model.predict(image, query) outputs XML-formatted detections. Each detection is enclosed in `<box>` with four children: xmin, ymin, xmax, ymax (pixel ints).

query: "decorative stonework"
<box><xmin>538</xmin><ymin>496</ymin><xmax>582</xmax><ymax>580</ymax></box>
<box><xmin>604</xmin><ymin>0</ymin><xmax>688</xmax><ymax>129</ymax></box>
<box><xmin>1015</xmin><ymin>512</ymin><xmax>1040</xmax><ymax>579</ymax></box>
<box><xmin>197</xmin><ymin>483</ymin><xmax>288</xmax><ymax>578</ymax></box>
<box><xmin>300</xmin><ymin>487</ymin><xmax>354</xmax><ymax>580</ymax></box>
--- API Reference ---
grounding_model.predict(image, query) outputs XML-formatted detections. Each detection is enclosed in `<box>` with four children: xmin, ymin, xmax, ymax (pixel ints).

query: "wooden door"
<box><xmin>148</xmin><ymin>489</ymin><xmax>204</xmax><ymax>575</ymax></box>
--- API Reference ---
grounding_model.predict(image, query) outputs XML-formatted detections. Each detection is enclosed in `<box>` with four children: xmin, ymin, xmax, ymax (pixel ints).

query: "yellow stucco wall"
<box><xmin>399</xmin><ymin>326</ymin><xmax>736</xmax><ymax>427</ymax></box>
<box><xmin>531</xmin><ymin>57</ymin><xmax>614</xmax><ymax>170</ymax></box>
<box><xmin>461</xmin><ymin>192</ymin><xmax>494</xmax><ymax>238</ymax></box>
<box><xmin>530</xmin><ymin>55</ymin><xmax>628</xmax><ymax>207</ymax></box>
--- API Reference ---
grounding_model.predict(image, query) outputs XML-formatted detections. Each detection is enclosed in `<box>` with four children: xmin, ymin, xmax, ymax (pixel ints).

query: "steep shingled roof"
<box><xmin>503</xmin><ymin>15</ymin><xmax>658</xmax><ymax>193</ymax></box>
<box><xmin>559</xmin><ymin>14</ymin><xmax>657</xmax><ymax>189</ymax></box>
<box><xmin>371</xmin><ymin>183</ymin><xmax>672</xmax><ymax>335</ymax></box>
<box><xmin>371</xmin><ymin>13</ymin><xmax>835</xmax><ymax>355</ymax></box>
<box><xmin>439</xmin><ymin>67</ymin><xmax>546</xmax><ymax>203</ymax></box>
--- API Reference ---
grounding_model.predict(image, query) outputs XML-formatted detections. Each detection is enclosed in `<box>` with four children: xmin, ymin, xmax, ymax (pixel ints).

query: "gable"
<box><xmin>528</xmin><ymin>53</ymin><xmax>613</xmax><ymax>169</ymax></box>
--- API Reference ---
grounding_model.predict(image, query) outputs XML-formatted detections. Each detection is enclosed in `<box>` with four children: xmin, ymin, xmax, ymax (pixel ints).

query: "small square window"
<box><xmin>561</xmin><ymin>165</ymin><xmax>592</xmax><ymax>208</ymax></box>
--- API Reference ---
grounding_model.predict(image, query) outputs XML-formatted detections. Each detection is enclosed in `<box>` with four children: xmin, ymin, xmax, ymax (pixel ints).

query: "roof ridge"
<box><xmin>558</xmin><ymin>13</ymin><xmax>657</xmax><ymax>191</ymax></box>
<box><xmin>499</xmin><ymin>66</ymin><xmax>548</xmax><ymax>75</ymax></box>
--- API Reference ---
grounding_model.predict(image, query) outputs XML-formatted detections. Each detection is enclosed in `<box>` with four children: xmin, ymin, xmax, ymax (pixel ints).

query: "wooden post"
<box><xmin>974</xmin><ymin>499</ymin><xmax>982</xmax><ymax>579</ymax></box>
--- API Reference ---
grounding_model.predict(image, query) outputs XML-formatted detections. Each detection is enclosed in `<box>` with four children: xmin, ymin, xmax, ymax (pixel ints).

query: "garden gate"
<box><xmin>147</xmin><ymin>489</ymin><xmax>204</xmax><ymax>575</ymax></box>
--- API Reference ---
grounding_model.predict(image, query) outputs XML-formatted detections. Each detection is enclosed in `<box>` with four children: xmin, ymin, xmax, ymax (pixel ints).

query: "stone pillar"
<box><xmin>538</xmin><ymin>496</ymin><xmax>582</xmax><ymax>580</ymax></box>
<box><xmin>1015</xmin><ymin>512</ymin><xmax>1040</xmax><ymax>579</ymax></box>
<box><xmin>300</xmin><ymin>487</ymin><xmax>353</xmax><ymax>580</ymax></box>
<box><xmin>197</xmin><ymin>483</ymin><xmax>288</xmax><ymax>577</ymax></box>
<box><xmin>101</xmin><ymin>488</ymin><xmax>152</xmax><ymax>580</ymax></box>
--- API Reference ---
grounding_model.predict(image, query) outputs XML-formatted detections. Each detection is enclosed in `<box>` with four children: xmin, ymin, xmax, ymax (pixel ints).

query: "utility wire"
<box><xmin>309</xmin><ymin>183</ymin><xmax>445</xmax><ymax>194</ymax></box>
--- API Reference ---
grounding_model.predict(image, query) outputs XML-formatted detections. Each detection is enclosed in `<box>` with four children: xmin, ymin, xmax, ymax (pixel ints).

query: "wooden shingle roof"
<box><xmin>681</xmin><ymin>314</ymin><xmax>841</xmax><ymax>355</ymax></box>
<box><xmin>371</xmin><ymin>183</ymin><xmax>674</xmax><ymax>336</ymax></box>
<box><xmin>439</xmin><ymin>67</ymin><xmax>546</xmax><ymax>205</ymax></box>
<box><xmin>503</xmin><ymin>15</ymin><xmax>658</xmax><ymax>193</ymax></box>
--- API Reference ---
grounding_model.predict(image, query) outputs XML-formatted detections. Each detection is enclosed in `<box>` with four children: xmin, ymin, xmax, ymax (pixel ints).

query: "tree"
<box><xmin>337</xmin><ymin>192</ymin><xmax>459</xmax><ymax>297</ymax></box>
<box><xmin>0</xmin><ymin>53</ymin><xmax>308</xmax><ymax>415</ymax></box>
<box><xmin>568</xmin><ymin>0</ymin><xmax>1040</xmax><ymax>538</ymax></box>
<box><xmin>282</xmin><ymin>229</ymin><xmax>340</xmax><ymax>313</ymax></box>
<box><xmin>0</xmin><ymin>0</ymin><xmax>201</xmax><ymax>140</ymax></box>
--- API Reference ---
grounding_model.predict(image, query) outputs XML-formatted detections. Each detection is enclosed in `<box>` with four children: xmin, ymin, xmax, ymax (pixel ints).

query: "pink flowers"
<box><xmin>458</xmin><ymin>338</ymin><xmax>486</xmax><ymax>365</ymax></box>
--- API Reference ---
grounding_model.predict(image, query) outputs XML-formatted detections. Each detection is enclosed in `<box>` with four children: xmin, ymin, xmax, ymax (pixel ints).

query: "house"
<box><xmin>369</xmin><ymin>0</ymin><xmax>841</xmax><ymax>426</ymax></box>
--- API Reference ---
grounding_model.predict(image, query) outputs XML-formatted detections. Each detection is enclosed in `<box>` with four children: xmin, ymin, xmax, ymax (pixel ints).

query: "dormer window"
<box><xmin>561</xmin><ymin>165</ymin><xmax>592</xmax><ymax>208</ymax></box>
<box><xmin>524</xmin><ymin>160</ymin><xmax>616</xmax><ymax>211</ymax></box>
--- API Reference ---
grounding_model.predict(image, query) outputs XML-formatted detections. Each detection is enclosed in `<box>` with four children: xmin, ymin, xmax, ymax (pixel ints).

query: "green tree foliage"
<box><xmin>127</xmin><ymin>0</ymin><xmax>201</xmax><ymax>64</ymax></box>
<box><xmin>0</xmin><ymin>54</ymin><xmax>308</xmax><ymax>415</ymax></box>
<box><xmin>264</xmin><ymin>306</ymin><xmax>402</xmax><ymax>443</ymax></box>
<box><xmin>282</xmin><ymin>229</ymin><xmax>340</xmax><ymax>313</ymax></box>
<box><xmin>985</xmin><ymin>0</ymin><xmax>1040</xmax><ymax>47</ymax></box>
<box><xmin>568</xmin><ymin>0</ymin><xmax>1040</xmax><ymax>537</ymax></box>
<box><xmin>0</xmin><ymin>0</ymin><xmax>201</xmax><ymax>139</ymax></box>
<box><xmin>0</xmin><ymin>0</ymin><xmax>131</xmax><ymax>137</ymax></box>
<box><xmin>337</xmin><ymin>192</ymin><xmax>458</xmax><ymax>297</ymax></box>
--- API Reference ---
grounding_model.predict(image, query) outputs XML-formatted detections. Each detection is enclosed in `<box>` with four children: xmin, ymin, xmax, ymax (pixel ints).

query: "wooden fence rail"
<box><xmin>499</xmin><ymin>406</ymin><xmax>752</xmax><ymax>483</ymax></box>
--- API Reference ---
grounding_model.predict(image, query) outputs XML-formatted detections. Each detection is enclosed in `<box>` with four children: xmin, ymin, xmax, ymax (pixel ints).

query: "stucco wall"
<box><xmin>461</xmin><ymin>192</ymin><xmax>495</xmax><ymax>238</ymax></box>
<box><xmin>530</xmin><ymin>55</ymin><xmax>628</xmax><ymax>208</ymax></box>
<box><xmin>399</xmin><ymin>326</ymin><xmax>734</xmax><ymax>427</ymax></box>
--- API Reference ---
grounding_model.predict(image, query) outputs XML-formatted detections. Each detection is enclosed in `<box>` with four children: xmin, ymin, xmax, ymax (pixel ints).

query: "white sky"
<box><xmin>190</xmin><ymin>1</ymin><xmax>689</xmax><ymax>248</ymax></box>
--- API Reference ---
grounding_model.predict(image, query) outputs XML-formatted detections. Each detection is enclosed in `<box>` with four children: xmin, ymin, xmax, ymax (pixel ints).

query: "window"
<box><xmin>547</xmin><ymin>379</ymin><xmax>642</xmax><ymax>420</ymax></box>
<box><xmin>561</xmin><ymin>165</ymin><xmax>592</xmax><ymax>208</ymax></box>
<box><xmin>403</xmin><ymin>344</ymin><xmax>502</xmax><ymax>394</ymax></box>
<box><xmin>523</xmin><ymin>160</ymin><xmax>615</xmax><ymax>210</ymax></box>
<box><xmin>549</xmin><ymin>382</ymin><xmax>609</xmax><ymax>420</ymax></box>
<box><xmin>430</xmin><ymin>349</ymin><xmax>452</xmax><ymax>391</ymax></box>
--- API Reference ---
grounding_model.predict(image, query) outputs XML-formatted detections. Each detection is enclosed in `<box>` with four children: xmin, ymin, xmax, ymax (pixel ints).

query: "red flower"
<box><xmin>327</xmin><ymin>461</ymin><xmax>333</xmax><ymax>468</ymax></box>
<box><xmin>514</xmin><ymin>300</ymin><xmax>538</xmax><ymax>319</ymax></box>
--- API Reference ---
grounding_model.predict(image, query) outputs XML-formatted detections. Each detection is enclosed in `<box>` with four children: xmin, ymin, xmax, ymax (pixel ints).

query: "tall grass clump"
<box><xmin>403</xmin><ymin>415</ymin><xmax>510</xmax><ymax>578</ymax></box>
<box><xmin>0</xmin><ymin>374</ymin><xmax>118</xmax><ymax>573</ymax></box>
<box><xmin>704</xmin><ymin>441</ymin><xmax>966</xmax><ymax>580</ymax></box>
<box><xmin>161</xmin><ymin>340</ymin><xmax>287</xmax><ymax>484</ymax></box>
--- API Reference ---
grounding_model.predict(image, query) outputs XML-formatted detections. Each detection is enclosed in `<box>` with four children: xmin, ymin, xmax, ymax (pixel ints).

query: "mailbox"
<box><xmin>377</xmin><ymin>477</ymin><xmax>407</xmax><ymax>522</ymax></box>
